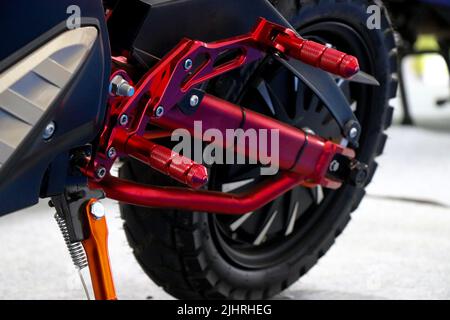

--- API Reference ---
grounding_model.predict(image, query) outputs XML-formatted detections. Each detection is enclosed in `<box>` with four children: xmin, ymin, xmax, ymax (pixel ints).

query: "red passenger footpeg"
<box><xmin>273</xmin><ymin>31</ymin><xmax>360</xmax><ymax>78</ymax></box>
<box><xmin>126</xmin><ymin>135</ymin><xmax>208</xmax><ymax>189</ymax></box>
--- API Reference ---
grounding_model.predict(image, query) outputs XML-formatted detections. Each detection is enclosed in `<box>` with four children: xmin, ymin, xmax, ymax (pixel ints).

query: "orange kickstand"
<box><xmin>82</xmin><ymin>199</ymin><xmax>117</xmax><ymax>300</ymax></box>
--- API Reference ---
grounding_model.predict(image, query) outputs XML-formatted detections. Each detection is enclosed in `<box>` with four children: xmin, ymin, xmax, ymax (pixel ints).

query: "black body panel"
<box><xmin>0</xmin><ymin>1</ymin><xmax>111</xmax><ymax>216</ymax></box>
<box><xmin>108</xmin><ymin>0</ymin><xmax>292</xmax><ymax>59</ymax></box>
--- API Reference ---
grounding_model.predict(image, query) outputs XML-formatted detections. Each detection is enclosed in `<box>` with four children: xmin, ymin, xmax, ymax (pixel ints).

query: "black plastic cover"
<box><xmin>0</xmin><ymin>1</ymin><xmax>111</xmax><ymax>216</ymax></box>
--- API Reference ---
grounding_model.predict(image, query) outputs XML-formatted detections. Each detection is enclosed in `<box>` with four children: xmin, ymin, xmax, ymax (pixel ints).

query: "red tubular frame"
<box><xmin>84</xmin><ymin>18</ymin><xmax>361</xmax><ymax>215</ymax></box>
<box><xmin>89</xmin><ymin>172</ymin><xmax>302</xmax><ymax>215</ymax></box>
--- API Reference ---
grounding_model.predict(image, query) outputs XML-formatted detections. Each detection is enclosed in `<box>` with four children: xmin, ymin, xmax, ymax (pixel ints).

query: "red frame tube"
<box><xmin>89</xmin><ymin>172</ymin><xmax>302</xmax><ymax>215</ymax></box>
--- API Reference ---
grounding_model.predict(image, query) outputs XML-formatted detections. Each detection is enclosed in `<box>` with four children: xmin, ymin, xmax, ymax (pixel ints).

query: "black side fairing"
<box><xmin>0</xmin><ymin>1</ymin><xmax>111</xmax><ymax>216</ymax></box>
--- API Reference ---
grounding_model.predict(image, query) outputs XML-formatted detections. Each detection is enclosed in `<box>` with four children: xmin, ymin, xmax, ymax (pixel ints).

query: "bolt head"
<box><xmin>90</xmin><ymin>201</ymin><xmax>105</xmax><ymax>220</ymax></box>
<box><xmin>96</xmin><ymin>167</ymin><xmax>107</xmax><ymax>179</ymax></box>
<box><xmin>190</xmin><ymin>95</ymin><xmax>199</xmax><ymax>107</ymax></box>
<box><xmin>43</xmin><ymin>122</ymin><xmax>56</xmax><ymax>140</ymax></box>
<box><xmin>110</xmin><ymin>75</ymin><xmax>135</xmax><ymax>97</ymax></box>
<box><xmin>349</xmin><ymin>127</ymin><xmax>359</xmax><ymax>139</ymax></box>
<box><xmin>329</xmin><ymin>160</ymin><xmax>340</xmax><ymax>173</ymax></box>
<box><xmin>155</xmin><ymin>106</ymin><xmax>165</xmax><ymax>117</ymax></box>
<box><xmin>184</xmin><ymin>59</ymin><xmax>193</xmax><ymax>71</ymax></box>
<box><xmin>118</xmin><ymin>83</ymin><xmax>135</xmax><ymax>97</ymax></box>
<box><xmin>349</xmin><ymin>161</ymin><xmax>369</xmax><ymax>187</ymax></box>
<box><xmin>355</xmin><ymin>170</ymin><xmax>368</xmax><ymax>185</ymax></box>
<box><xmin>107</xmin><ymin>147</ymin><xmax>117</xmax><ymax>159</ymax></box>
<box><xmin>119</xmin><ymin>114</ymin><xmax>129</xmax><ymax>126</ymax></box>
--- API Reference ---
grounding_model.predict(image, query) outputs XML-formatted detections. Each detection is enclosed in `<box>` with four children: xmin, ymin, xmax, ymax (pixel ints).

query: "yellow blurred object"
<box><xmin>412</xmin><ymin>35</ymin><xmax>440</xmax><ymax>78</ymax></box>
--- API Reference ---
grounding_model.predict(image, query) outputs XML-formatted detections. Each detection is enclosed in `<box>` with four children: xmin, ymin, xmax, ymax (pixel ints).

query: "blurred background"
<box><xmin>1</xmin><ymin>33</ymin><xmax>450</xmax><ymax>299</ymax></box>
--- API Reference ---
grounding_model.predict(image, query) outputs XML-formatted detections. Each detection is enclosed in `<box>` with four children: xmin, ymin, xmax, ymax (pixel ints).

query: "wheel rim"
<box><xmin>210</xmin><ymin>20</ymin><xmax>374</xmax><ymax>269</ymax></box>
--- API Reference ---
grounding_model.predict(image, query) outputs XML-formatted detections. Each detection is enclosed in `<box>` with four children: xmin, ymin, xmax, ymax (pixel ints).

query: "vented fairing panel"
<box><xmin>0</xmin><ymin>0</ymin><xmax>111</xmax><ymax>216</ymax></box>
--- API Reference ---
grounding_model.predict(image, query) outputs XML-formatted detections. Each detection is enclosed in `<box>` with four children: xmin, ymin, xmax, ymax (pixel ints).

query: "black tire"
<box><xmin>119</xmin><ymin>0</ymin><xmax>398</xmax><ymax>300</ymax></box>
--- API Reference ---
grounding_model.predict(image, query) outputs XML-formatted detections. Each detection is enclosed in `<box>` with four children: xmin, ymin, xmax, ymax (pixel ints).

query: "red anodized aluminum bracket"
<box><xmin>84</xmin><ymin>18</ymin><xmax>361</xmax><ymax>215</ymax></box>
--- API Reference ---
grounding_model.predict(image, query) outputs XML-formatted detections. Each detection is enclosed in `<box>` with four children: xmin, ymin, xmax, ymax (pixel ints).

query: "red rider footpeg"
<box><xmin>126</xmin><ymin>135</ymin><xmax>208</xmax><ymax>189</ymax></box>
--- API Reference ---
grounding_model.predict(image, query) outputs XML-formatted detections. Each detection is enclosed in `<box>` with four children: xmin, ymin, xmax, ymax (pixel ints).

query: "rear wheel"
<box><xmin>119</xmin><ymin>0</ymin><xmax>398</xmax><ymax>299</ymax></box>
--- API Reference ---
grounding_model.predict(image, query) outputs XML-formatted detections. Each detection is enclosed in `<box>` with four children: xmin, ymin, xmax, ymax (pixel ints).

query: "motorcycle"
<box><xmin>0</xmin><ymin>0</ymin><xmax>397</xmax><ymax>300</ymax></box>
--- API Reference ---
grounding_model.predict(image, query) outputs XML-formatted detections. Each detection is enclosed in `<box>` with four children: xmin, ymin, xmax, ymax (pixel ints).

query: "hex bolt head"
<box><xmin>118</xmin><ymin>83</ymin><xmax>135</xmax><ymax>97</ymax></box>
<box><xmin>155</xmin><ymin>106</ymin><xmax>165</xmax><ymax>117</ymax></box>
<box><xmin>349</xmin><ymin>127</ymin><xmax>359</xmax><ymax>139</ymax></box>
<box><xmin>119</xmin><ymin>114</ymin><xmax>129</xmax><ymax>126</ymax></box>
<box><xmin>90</xmin><ymin>201</ymin><xmax>105</xmax><ymax>220</ymax></box>
<box><xmin>95</xmin><ymin>167</ymin><xmax>107</xmax><ymax>179</ymax></box>
<box><xmin>184</xmin><ymin>59</ymin><xmax>193</xmax><ymax>71</ymax></box>
<box><xmin>344</xmin><ymin>121</ymin><xmax>361</xmax><ymax>143</ymax></box>
<box><xmin>329</xmin><ymin>160</ymin><xmax>340</xmax><ymax>173</ymax></box>
<box><xmin>109</xmin><ymin>75</ymin><xmax>135</xmax><ymax>97</ymax></box>
<box><xmin>190</xmin><ymin>95</ymin><xmax>199</xmax><ymax>107</ymax></box>
<box><xmin>107</xmin><ymin>147</ymin><xmax>117</xmax><ymax>159</ymax></box>
<box><xmin>43</xmin><ymin>122</ymin><xmax>56</xmax><ymax>140</ymax></box>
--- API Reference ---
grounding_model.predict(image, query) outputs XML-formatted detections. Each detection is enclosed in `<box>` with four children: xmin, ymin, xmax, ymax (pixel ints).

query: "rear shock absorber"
<box><xmin>54</xmin><ymin>212</ymin><xmax>91</xmax><ymax>299</ymax></box>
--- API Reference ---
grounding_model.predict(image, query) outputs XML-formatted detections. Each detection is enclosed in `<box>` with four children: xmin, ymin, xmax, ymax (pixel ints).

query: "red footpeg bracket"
<box><xmin>83</xmin><ymin>17</ymin><xmax>362</xmax><ymax>215</ymax></box>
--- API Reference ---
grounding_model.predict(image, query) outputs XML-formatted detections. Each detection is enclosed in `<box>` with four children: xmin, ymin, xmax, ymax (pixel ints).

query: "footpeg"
<box><xmin>275</xmin><ymin>32</ymin><xmax>360</xmax><ymax>78</ymax></box>
<box><xmin>126</xmin><ymin>135</ymin><xmax>208</xmax><ymax>189</ymax></box>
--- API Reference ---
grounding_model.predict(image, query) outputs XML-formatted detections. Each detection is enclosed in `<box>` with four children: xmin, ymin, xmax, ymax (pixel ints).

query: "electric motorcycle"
<box><xmin>0</xmin><ymin>0</ymin><xmax>397</xmax><ymax>300</ymax></box>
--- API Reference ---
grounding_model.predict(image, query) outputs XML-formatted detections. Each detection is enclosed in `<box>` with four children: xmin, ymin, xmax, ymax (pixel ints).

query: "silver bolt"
<box><xmin>119</xmin><ymin>114</ymin><xmax>129</xmax><ymax>126</ymax></box>
<box><xmin>184</xmin><ymin>59</ymin><xmax>193</xmax><ymax>71</ymax></box>
<box><xmin>329</xmin><ymin>160</ymin><xmax>340</xmax><ymax>173</ymax></box>
<box><xmin>42</xmin><ymin>121</ymin><xmax>56</xmax><ymax>140</ymax></box>
<box><xmin>90</xmin><ymin>201</ymin><xmax>105</xmax><ymax>220</ymax></box>
<box><xmin>96</xmin><ymin>167</ymin><xmax>107</xmax><ymax>179</ymax></box>
<box><xmin>109</xmin><ymin>75</ymin><xmax>135</xmax><ymax>97</ymax></box>
<box><xmin>43</xmin><ymin>121</ymin><xmax>56</xmax><ymax>140</ymax></box>
<box><xmin>349</xmin><ymin>127</ymin><xmax>359</xmax><ymax>139</ymax></box>
<box><xmin>155</xmin><ymin>106</ymin><xmax>165</xmax><ymax>117</ymax></box>
<box><xmin>119</xmin><ymin>83</ymin><xmax>135</xmax><ymax>97</ymax></box>
<box><xmin>107</xmin><ymin>147</ymin><xmax>117</xmax><ymax>159</ymax></box>
<box><xmin>189</xmin><ymin>95</ymin><xmax>199</xmax><ymax>107</ymax></box>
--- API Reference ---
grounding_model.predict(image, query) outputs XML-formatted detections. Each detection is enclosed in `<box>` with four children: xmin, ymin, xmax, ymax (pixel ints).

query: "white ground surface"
<box><xmin>1</xmin><ymin>63</ymin><xmax>450</xmax><ymax>300</ymax></box>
